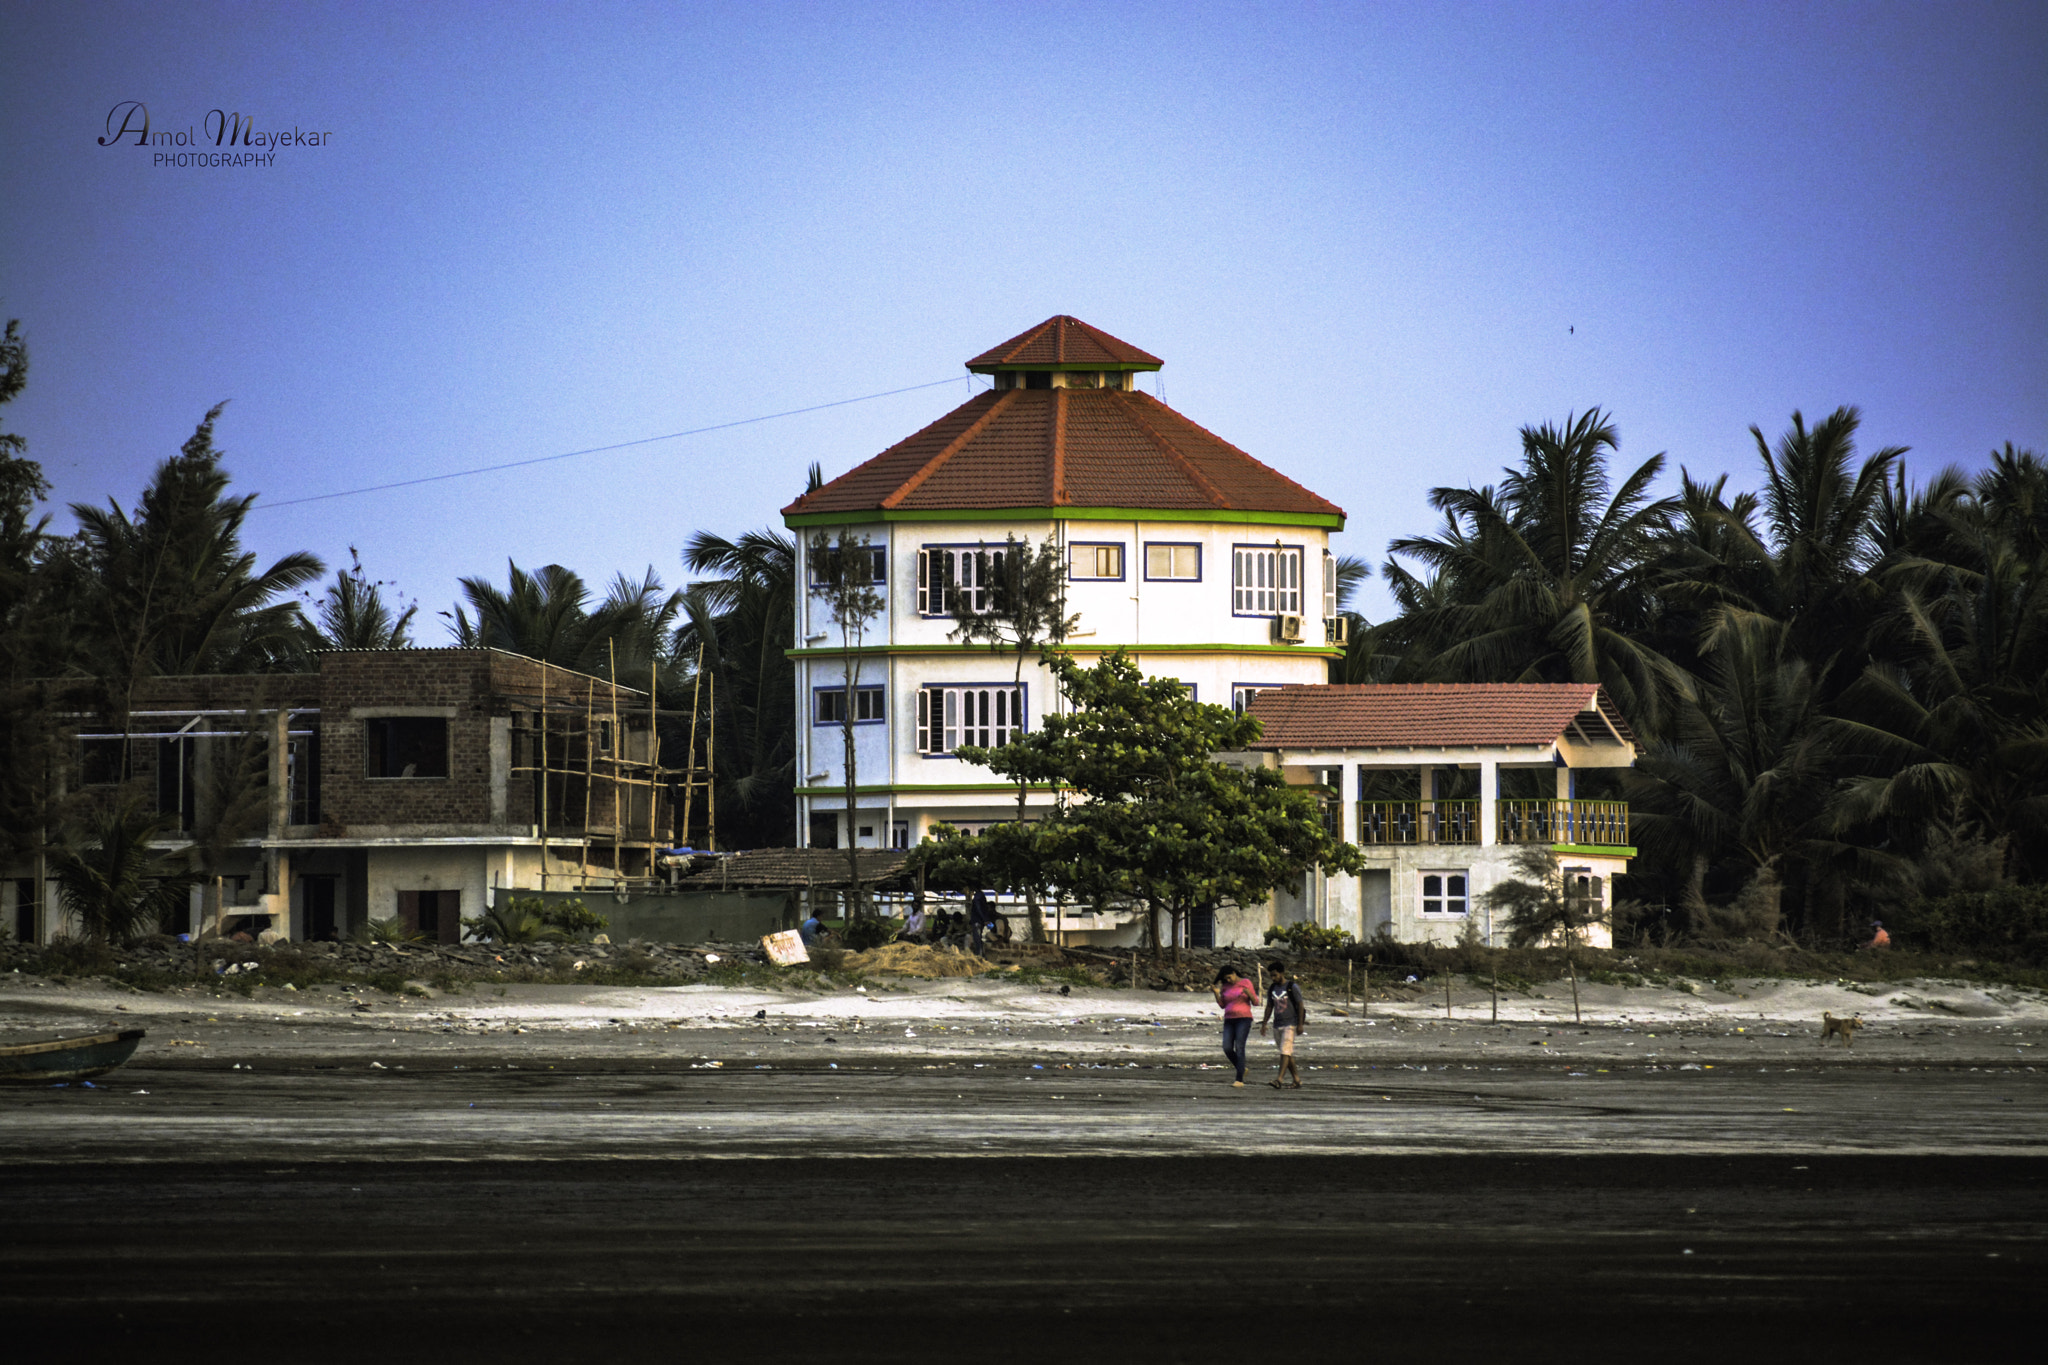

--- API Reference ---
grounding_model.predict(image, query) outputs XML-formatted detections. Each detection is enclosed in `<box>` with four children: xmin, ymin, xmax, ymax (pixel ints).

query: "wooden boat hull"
<box><xmin>0</xmin><ymin>1028</ymin><xmax>147</xmax><ymax>1084</ymax></box>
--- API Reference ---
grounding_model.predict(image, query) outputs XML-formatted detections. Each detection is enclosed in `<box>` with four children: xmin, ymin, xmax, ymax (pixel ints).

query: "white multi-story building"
<box><xmin>783</xmin><ymin>315</ymin><xmax>1347</xmax><ymax>861</ymax></box>
<box><xmin>1240</xmin><ymin>682</ymin><xmax>1640</xmax><ymax>948</ymax></box>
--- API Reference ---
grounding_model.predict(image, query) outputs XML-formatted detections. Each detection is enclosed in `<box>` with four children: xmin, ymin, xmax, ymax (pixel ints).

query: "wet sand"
<box><xmin>5</xmin><ymin>973</ymin><xmax>2043</xmax><ymax>1360</ymax></box>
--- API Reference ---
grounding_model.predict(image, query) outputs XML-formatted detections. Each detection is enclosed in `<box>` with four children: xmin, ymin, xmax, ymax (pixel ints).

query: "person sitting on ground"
<box><xmin>898</xmin><ymin>906</ymin><xmax>929</xmax><ymax>943</ymax></box>
<box><xmin>799</xmin><ymin>910</ymin><xmax>825</xmax><ymax>946</ymax></box>
<box><xmin>1865</xmin><ymin>920</ymin><xmax>1891</xmax><ymax>950</ymax></box>
<box><xmin>987</xmin><ymin>911</ymin><xmax>1013</xmax><ymax>948</ymax></box>
<box><xmin>1260</xmin><ymin>964</ymin><xmax>1307</xmax><ymax>1088</ymax></box>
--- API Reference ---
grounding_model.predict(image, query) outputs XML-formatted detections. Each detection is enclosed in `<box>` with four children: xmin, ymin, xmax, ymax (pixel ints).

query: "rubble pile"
<box><xmin>840</xmin><ymin>943</ymin><xmax>998</xmax><ymax>979</ymax></box>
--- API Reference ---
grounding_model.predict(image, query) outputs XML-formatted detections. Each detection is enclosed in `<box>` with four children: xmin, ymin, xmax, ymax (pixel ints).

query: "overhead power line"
<box><xmin>252</xmin><ymin>375</ymin><xmax>968</xmax><ymax>511</ymax></box>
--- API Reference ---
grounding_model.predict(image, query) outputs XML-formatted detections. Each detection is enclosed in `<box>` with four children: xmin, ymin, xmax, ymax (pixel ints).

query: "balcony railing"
<box><xmin>1357</xmin><ymin>799</ymin><xmax>1479</xmax><ymax>845</ymax></box>
<box><xmin>1353</xmin><ymin>799</ymin><xmax>1630</xmax><ymax>848</ymax></box>
<box><xmin>1497</xmin><ymin>799</ymin><xmax>1629</xmax><ymax>847</ymax></box>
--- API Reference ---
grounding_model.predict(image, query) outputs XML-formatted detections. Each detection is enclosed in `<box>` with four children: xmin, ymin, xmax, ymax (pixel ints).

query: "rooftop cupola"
<box><xmin>965</xmin><ymin>314</ymin><xmax>1164</xmax><ymax>391</ymax></box>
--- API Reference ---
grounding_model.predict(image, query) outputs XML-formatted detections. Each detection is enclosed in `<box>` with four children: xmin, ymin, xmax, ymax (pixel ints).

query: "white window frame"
<box><xmin>1232</xmin><ymin>544</ymin><xmax>1304</xmax><ymax>616</ymax></box>
<box><xmin>1419</xmin><ymin>870</ymin><xmax>1469</xmax><ymax>917</ymax></box>
<box><xmin>916</xmin><ymin>683</ymin><xmax>1026</xmax><ymax>756</ymax></box>
<box><xmin>1068</xmin><ymin>542</ymin><xmax>1125</xmax><ymax>581</ymax></box>
<box><xmin>1144</xmin><ymin>542</ymin><xmax>1202</xmax><ymax>581</ymax></box>
<box><xmin>1322</xmin><ymin>550</ymin><xmax>1338</xmax><ymax>622</ymax></box>
<box><xmin>916</xmin><ymin>545</ymin><xmax>1008</xmax><ymax>616</ymax></box>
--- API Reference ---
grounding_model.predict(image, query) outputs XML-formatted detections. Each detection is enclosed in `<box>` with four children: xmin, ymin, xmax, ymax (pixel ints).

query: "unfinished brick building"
<box><xmin>3</xmin><ymin>649</ymin><xmax>676</xmax><ymax>944</ymax></box>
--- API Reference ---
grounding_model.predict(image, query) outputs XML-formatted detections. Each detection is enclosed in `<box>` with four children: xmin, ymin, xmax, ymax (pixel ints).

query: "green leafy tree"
<box><xmin>916</xmin><ymin>651</ymin><xmax>1362</xmax><ymax>953</ymax></box>
<box><xmin>1478</xmin><ymin>845</ymin><xmax>1612</xmax><ymax>1022</ymax></box>
<box><xmin>948</xmin><ymin>532</ymin><xmax>1078</xmax><ymax>939</ymax></box>
<box><xmin>0</xmin><ymin>319</ymin><xmax>69</xmax><ymax>868</ymax></box>
<box><xmin>807</xmin><ymin>529</ymin><xmax>885</xmax><ymax>913</ymax></box>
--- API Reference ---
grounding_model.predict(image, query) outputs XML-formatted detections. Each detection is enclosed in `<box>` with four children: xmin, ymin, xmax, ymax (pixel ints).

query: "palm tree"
<box><xmin>448</xmin><ymin>560</ymin><xmax>681</xmax><ymax>682</ymax></box>
<box><xmin>1830</xmin><ymin>448</ymin><xmax>2048</xmax><ymax>880</ymax></box>
<box><xmin>302</xmin><ymin>548</ymin><xmax>418</xmax><ymax>651</ymax></box>
<box><xmin>51</xmin><ymin>795</ymin><xmax>198</xmax><ymax>943</ymax></box>
<box><xmin>66</xmin><ymin>404</ymin><xmax>323</xmax><ymax>775</ymax></box>
<box><xmin>1623</xmin><ymin>609</ymin><xmax>1838</xmax><ymax>937</ymax></box>
<box><xmin>1386</xmin><ymin>409</ymin><xmax>1682</xmax><ymax>730</ymax></box>
<box><xmin>1663</xmin><ymin>408</ymin><xmax>1904</xmax><ymax>704</ymax></box>
<box><xmin>677</xmin><ymin>528</ymin><xmax>798</xmax><ymax>848</ymax></box>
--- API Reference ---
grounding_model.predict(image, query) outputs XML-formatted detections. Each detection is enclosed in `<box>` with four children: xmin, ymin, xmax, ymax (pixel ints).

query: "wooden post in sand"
<box><xmin>1445</xmin><ymin>968</ymin><xmax>1453</xmax><ymax>1019</ymax></box>
<box><xmin>1362</xmin><ymin>956</ymin><xmax>1370</xmax><ymax>1018</ymax></box>
<box><xmin>1346</xmin><ymin>959</ymin><xmax>1353</xmax><ymax>1010</ymax></box>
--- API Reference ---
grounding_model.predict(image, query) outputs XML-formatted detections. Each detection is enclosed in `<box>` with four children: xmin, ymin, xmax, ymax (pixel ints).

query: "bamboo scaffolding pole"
<box><xmin>648</xmin><ymin>652</ymin><xmax>660</xmax><ymax>863</ymax></box>
<box><xmin>539</xmin><ymin>666</ymin><xmax>549</xmax><ymax>891</ymax></box>
<box><xmin>706</xmin><ymin>665</ymin><xmax>717</xmax><ymax>852</ymax></box>
<box><xmin>582</xmin><ymin>678</ymin><xmax>596</xmax><ymax>884</ymax></box>
<box><xmin>681</xmin><ymin>645</ymin><xmax>703</xmax><ymax>849</ymax></box>
<box><xmin>609</xmin><ymin>640</ymin><xmax>622</xmax><ymax>884</ymax></box>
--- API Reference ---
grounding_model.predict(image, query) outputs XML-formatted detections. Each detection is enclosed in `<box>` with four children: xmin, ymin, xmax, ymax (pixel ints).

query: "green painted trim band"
<box><xmin>1548</xmin><ymin>843</ymin><xmax>1637</xmax><ymax>857</ymax></box>
<box><xmin>796</xmin><ymin>784</ymin><xmax>1059</xmax><ymax>797</ymax></box>
<box><xmin>787</xmin><ymin>642</ymin><xmax>1342</xmax><ymax>660</ymax></box>
<box><xmin>785</xmin><ymin>506</ymin><xmax>1344</xmax><ymax>530</ymax></box>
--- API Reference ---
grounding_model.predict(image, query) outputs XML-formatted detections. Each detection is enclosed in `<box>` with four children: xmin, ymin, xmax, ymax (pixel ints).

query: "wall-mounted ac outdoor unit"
<box><xmin>1274</xmin><ymin>613</ymin><xmax>1306</xmax><ymax>643</ymax></box>
<box><xmin>1325</xmin><ymin>616</ymin><xmax>1350</xmax><ymax>646</ymax></box>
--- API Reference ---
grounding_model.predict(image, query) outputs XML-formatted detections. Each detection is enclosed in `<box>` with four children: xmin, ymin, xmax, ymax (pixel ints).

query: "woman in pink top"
<box><xmin>1212</xmin><ymin>968</ymin><xmax>1260</xmax><ymax>1087</ymax></box>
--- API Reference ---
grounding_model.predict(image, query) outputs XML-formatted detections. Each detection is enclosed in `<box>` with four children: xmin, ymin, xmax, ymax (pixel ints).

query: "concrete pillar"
<box><xmin>1479</xmin><ymin>758</ymin><xmax>1499</xmax><ymax>846</ymax></box>
<box><xmin>1556</xmin><ymin>767</ymin><xmax>1573</xmax><ymax>800</ymax></box>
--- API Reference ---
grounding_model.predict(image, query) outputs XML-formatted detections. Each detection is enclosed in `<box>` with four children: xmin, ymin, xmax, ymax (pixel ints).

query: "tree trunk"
<box><xmin>1566</xmin><ymin>942</ymin><xmax>1581</xmax><ymax>1024</ymax></box>
<box><xmin>1681</xmin><ymin>851</ymin><xmax>1709</xmax><ymax>941</ymax></box>
<box><xmin>1027</xmin><ymin>888</ymin><xmax>1044</xmax><ymax>944</ymax></box>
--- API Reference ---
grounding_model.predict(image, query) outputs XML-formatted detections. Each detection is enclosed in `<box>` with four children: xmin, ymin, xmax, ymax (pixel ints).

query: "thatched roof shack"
<box><xmin>674</xmin><ymin>849</ymin><xmax>912</xmax><ymax>892</ymax></box>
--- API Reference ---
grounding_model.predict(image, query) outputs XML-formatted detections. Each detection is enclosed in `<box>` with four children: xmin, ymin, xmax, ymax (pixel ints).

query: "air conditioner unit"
<box><xmin>1325</xmin><ymin>616</ymin><xmax>1350</xmax><ymax>646</ymax></box>
<box><xmin>1274</xmin><ymin>613</ymin><xmax>1306</xmax><ymax>643</ymax></box>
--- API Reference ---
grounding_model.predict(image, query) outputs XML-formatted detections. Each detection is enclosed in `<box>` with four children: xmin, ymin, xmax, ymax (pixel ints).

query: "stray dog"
<box><xmin>1820</xmin><ymin>1011</ymin><xmax>1862</xmax><ymax>1047</ymax></box>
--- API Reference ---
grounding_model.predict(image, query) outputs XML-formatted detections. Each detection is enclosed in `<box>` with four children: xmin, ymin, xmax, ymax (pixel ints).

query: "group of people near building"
<box><xmin>796</xmin><ymin>890</ymin><xmax>1012</xmax><ymax>954</ymax></box>
<box><xmin>1212</xmin><ymin>965</ymin><xmax>1308</xmax><ymax>1089</ymax></box>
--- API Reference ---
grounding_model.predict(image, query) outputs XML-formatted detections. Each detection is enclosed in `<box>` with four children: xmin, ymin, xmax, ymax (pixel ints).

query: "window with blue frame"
<box><xmin>814</xmin><ymin>685</ymin><xmax>886</xmax><ymax>725</ymax></box>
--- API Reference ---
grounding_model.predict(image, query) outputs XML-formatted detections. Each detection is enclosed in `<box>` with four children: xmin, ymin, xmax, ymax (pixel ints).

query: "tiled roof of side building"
<box><xmin>966</xmin><ymin>315</ymin><xmax>1163</xmax><ymax>370</ymax></box>
<box><xmin>783</xmin><ymin>388</ymin><xmax>1342</xmax><ymax>519</ymax></box>
<box><xmin>1244</xmin><ymin>683</ymin><xmax>1637</xmax><ymax>750</ymax></box>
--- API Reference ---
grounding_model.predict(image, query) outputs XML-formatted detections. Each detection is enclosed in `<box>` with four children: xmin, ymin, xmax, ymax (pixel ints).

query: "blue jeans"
<box><xmin>1221</xmin><ymin>1018</ymin><xmax>1252</xmax><ymax>1081</ymax></box>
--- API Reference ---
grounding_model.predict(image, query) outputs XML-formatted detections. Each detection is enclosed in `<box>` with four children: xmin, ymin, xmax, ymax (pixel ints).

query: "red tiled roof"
<box><xmin>782</xmin><ymin>388</ymin><xmax>1343</xmax><ymax>520</ymax></box>
<box><xmin>966</xmin><ymin>316</ymin><xmax>1162</xmax><ymax>370</ymax></box>
<box><xmin>1244</xmin><ymin>684</ymin><xmax>1637</xmax><ymax>750</ymax></box>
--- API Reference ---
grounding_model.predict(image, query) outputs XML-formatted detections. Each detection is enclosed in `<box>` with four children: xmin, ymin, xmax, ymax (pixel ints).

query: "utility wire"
<box><xmin>252</xmin><ymin>375</ymin><xmax>967</xmax><ymax>511</ymax></box>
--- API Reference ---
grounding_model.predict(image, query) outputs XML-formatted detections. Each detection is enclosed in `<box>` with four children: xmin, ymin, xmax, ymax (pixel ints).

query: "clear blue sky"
<box><xmin>3</xmin><ymin>1</ymin><xmax>2042</xmax><ymax>626</ymax></box>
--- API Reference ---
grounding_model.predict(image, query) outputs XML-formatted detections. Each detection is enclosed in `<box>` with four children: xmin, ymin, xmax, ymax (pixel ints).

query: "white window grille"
<box><xmin>1420</xmin><ymin>871</ymin><xmax>1469</xmax><ymax>916</ymax></box>
<box><xmin>1323</xmin><ymin>551</ymin><xmax>1338</xmax><ymax>622</ymax></box>
<box><xmin>916</xmin><ymin>546</ymin><xmax>1007</xmax><ymax>615</ymax></box>
<box><xmin>1232</xmin><ymin>546</ymin><xmax>1303</xmax><ymax>615</ymax></box>
<box><xmin>916</xmin><ymin>684</ymin><xmax>1025</xmax><ymax>755</ymax></box>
